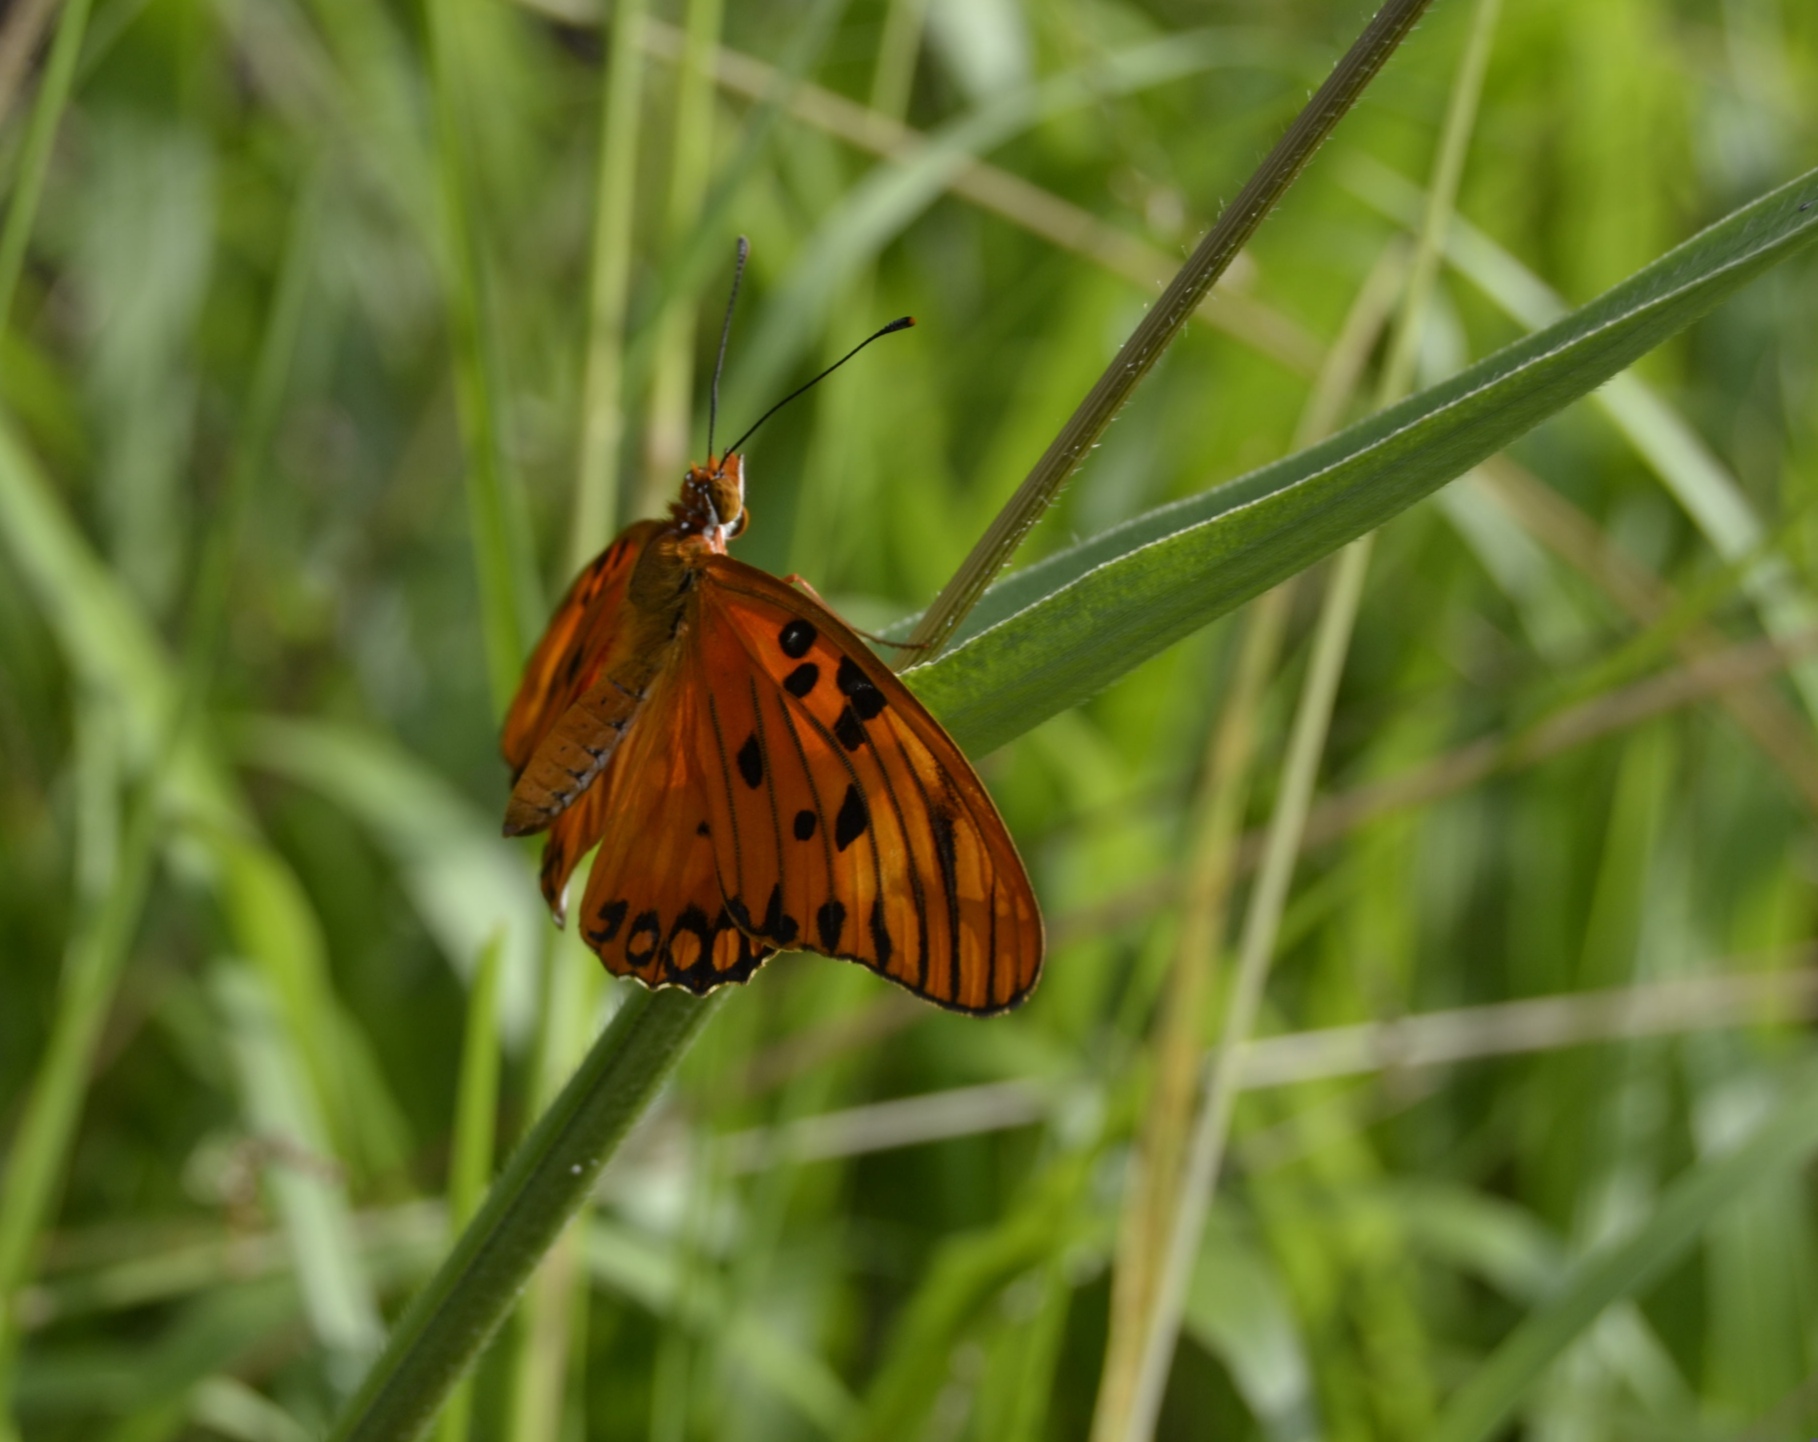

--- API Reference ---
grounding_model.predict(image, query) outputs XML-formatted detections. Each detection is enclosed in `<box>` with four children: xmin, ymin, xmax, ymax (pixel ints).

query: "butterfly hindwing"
<box><xmin>570</xmin><ymin>663</ymin><xmax>774</xmax><ymax>991</ymax></box>
<box><xmin>501</xmin><ymin>520</ymin><xmax>662</xmax><ymax>781</ymax></box>
<box><xmin>685</xmin><ymin>557</ymin><xmax>1042</xmax><ymax>1014</ymax></box>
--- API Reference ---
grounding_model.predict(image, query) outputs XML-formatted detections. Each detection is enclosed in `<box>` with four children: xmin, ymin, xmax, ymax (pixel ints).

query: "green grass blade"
<box><xmin>1348</xmin><ymin>156</ymin><xmax>1818</xmax><ymax>722</ymax></box>
<box><xmin>324</xmin><ymin>988</ymin><xmax>718</xmax><ymax>1442</ymax></box>
<box><xmin>636</xmin><ymin>0</ymin><xmax>723</xmax><ymax>516</ymax></box>
<box><xmin>434</xmin><ymin>934</ymin><xmax>502</xmax><ymax>1442</ymax></box>
<box><xmin>425</xmin><ymin>0</ymin><xmax>539</xmax><ymax>711</ymax></box>
<box><xmin>0</xmin><ymin>699</ymin><xmax>139</xmax><ymax>1429</ymax></box>
<box><xmin>1427</xmin><ymin>1053</ymin><xmax>1818</xmax><ymax>1442</ymax></box>
<box><xmin>583</xmin><ymin>1219</ymin><xmax>857</xmax><ymax>1435</ymax></box>
<box><xmin>0</xmin><ymin>188</ymin><xmax>317</xmax><ymax>1429</ymax></box>
<box><xmin>907</xmin><ymin>169</ymin><xmax>1818</xmax><ymax>757</ymax></box>
<box><xmin>0</xmin><ymin>0</ymin><xmax>91</xmax><ymax>336</ymax></box>
<box><xmin>233</xmin><ymin>715</ymin><xmax>543</xmax><ymax>1046</ymax></box>
<box><xmin>211</xmin><ymin>966</ymin><xmax>383</xmax><ymax>1394</ymax></box>
<box><xmin>570</xmin><ymin>0</ymin><xmax>647</xmax><ymax>555</ymax></box>
<box><xmin>730</xmin><ymin>27</ymin><xmax>1297</xmax><ymax>415</ymax></box>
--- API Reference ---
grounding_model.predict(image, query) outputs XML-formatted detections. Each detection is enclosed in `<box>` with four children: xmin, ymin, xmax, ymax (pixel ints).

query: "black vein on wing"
<box><xmin>771</xmin><ymin>690</ymin><xmax>838</xmax><ymax>920</ymax></box>
<box><xmin>747</xmin><ymin>675</ymin><xmax>790</xmax><ymax>942</ymax></box>
<box><xmin>987</xmin><ymin>875</ymin><xmax>1002</xmax><ymax>1010</ymax></box>
<box><xmin>852</xmin><ymin>709</ymin><xmax>930</xmax><ymax>994</ymax></box>
<box><xmin>889</xmin><ymin>727</ymin><xmax>961</xmax><ymax>1004</ymax></box>
<box><xmin>705</xmin><ymin>693</ymin><xmax>749</xmax><ymax>903</ymax></box>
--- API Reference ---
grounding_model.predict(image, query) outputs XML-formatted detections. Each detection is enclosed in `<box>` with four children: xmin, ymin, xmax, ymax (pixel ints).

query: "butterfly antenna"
<box><xmin>707</xmin><ymin>236</ymin><xmax>750</xmax><ymax>463</ymax></box>
<box><xmin>723</xmin><ymin>316</ymin><xmax>915</xmax><ymax>459</ymax></box>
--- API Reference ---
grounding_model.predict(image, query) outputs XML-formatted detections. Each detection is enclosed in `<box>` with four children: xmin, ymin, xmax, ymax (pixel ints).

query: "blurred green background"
<box><xmin>2</xmin><ymin>0</ymin><xmax>1817</xmax><ymax>1437</ymax></box>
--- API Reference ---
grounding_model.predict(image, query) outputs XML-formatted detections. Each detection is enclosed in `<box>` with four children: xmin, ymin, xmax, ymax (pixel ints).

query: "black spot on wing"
<box><xmin>783</xmin><ymin>662</ymin><xmax>819</xmax><ymax>698</ymax></box>
<box><xmin>666</xmin><ymin>905</ymin><xmax>712</xmax><ymax>967</ymax></box>
<box><xmin>587</xmin><ymin>898</ymin><xmax>628</xmax><ymax>946</ymax></box>
<box><xmin>626</xmin><ymin>910</ymin><xmax>662</xmax><ymax>962</ymax></box>
<box><xmin>869</xmin><ymin>898</ymin><xmax>893</xmax><ymax>968</ymax></box>
<box><xmin>779</xmin><ymin>620</ymin><xmax>816</xmax><ymax>658</ymax></box>
<box><xmin>758</xmin><ymin>883</ymin><xmax>799</xmax><ymax>947</ymax></box>
<box><xmin>737</xmin><ymin>733</ymin><xmax>764</xmax><ymax>788</ymax></box>
<box><xmin>793</xmin><ymin>808</ymin><xmax>818</xmax><ymax>841</ymax></box>
<box><xmin>834</xmin><ymin>707</ymin><xmax>866</xmax><ymax>750</ymax></box>
<box><xmin>817</xmin><ymin>899</ymin><xmax>846</xmax><ymax>951</ymax></box>
<box><xmin>835</xmin><ymin>785</ymin><xmax>869</xmax><ymax>852</ymax></box>
<box><xmin>836</xmin><ymin>656</ymin><xmax>888</xmax><ymax>720</ymax></box>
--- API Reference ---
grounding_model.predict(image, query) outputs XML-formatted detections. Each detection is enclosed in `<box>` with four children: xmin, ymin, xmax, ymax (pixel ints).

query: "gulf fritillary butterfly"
<box><xmin>500</xmin><ymin>255</ymin><xmax>1042</xmax><ymax>1014</ymax></box>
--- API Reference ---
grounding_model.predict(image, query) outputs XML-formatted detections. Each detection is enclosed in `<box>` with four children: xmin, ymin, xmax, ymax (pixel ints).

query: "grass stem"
<box><xmin>1115</xmin><ymin>2</ymin><xmax>1503</xmax><ymax>1431</ymax></box>
<box><xmin>0</xmin><ymin>0</ymin><xmax>88</xmax><ymax>342</ymax></box>
<box><xmin>906</xmin><ymin>0</ymin><xmax>1436</xmax><ymax>659</ymax></box>
<box><xmin>433</xmin><ymin>933</ymin><xmax>503</xmax><ymax>1442</ymax></box>
<box><xmin>572</xmin><ymin>0</ymin><xmax>648</xmax><ymax>559</ymax></box>
<box><xmin>325</xmin><ymin>988</ymin><xmax>718</xmax><ymax>1442</ymax></box>
<box><xmin>426</xmin><ymin>0</ymin><xmax>538</xmax><ymax>709</ymax></box>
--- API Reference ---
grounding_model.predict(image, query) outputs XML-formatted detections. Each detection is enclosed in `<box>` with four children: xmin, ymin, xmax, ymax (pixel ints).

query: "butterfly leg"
<box><xmin>778</xmin><ymin>573</ymin><xmax>828</xmax><ymax>605</ymax></box>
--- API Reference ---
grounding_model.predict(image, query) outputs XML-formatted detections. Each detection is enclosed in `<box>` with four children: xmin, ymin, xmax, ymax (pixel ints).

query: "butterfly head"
<box><xmin>673</xmin><ymin>452</ymin><xmax>749</xmax><ymax>545</ymax></box>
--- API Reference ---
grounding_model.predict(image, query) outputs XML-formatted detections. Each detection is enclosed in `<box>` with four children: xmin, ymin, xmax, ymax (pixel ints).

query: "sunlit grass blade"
<box><xmin>620</xmin><ymin>0</ymin><xmax>853</xmax><ymax>402</ymax></box>
<box><xmin>636</xmin><ymin>0</ymin><xmax>723</xmax><ymax>517</ymax></box>
<box><xmin>584</xmin><ymin>1218</ymin><xmax>856</xmax><ymax>1433</ymax></box>
<box><xmin>1428</xmin><ymin>1052</ymin><xmax>1818</xmax><ymax>1442</ymax></box>
<box><xmin>1093</xmin><ymin>219</ymin><xmax>1413</xmax><ymax>1442</ymax></box>
<box><xmin>1118</xmin><ymin>7</ymin><xmax>1502</xmax><ymax>1422</ymax></box>
<box><xmin>636</xmin><ymin>17</ymin><xmax>1320</xmax><ymax>377</ymax></box>
<box><xmin>211</xmin><ymin>965</ymin><xmax>383</xmax><ymax>1394</ymax></box>
<box><xmin>425</xmin><ymin>0</ymin><xmax>539</xmax><ymax>711</ymax></box>
<box><xmin>1349</xmin><ymin>155</ymin><xmax>1818</xmax><ymax>722</ymax></box>
<box><xmin>909</xmin><ymin>169</ymin><xmax>1818</xmax><ymax>756</ymax></box>
<box><xmin>233</xmin><ymin>715</ymin><xmax>544</xmax><ymax>1046</ymax></box>
<box><xmin>570</xmin><ymin>0</ymin><xmax>647</xmax><ymax>554</ymax></box>
<box><xmin>905</xmin><ymin>0</ymin><xmax>1435</xmax><ymax>657</ymax></box>
<box><xmin>730</xmin><ymin>26</ymin><xmax>1305</xmax><ymax>416</ymax></box>
<box><xmin>846</xmin><ymin>1147</ymin><xmax>1099</xmax><ymax>1442</ymax></box>
<box><xmin>0</xmin><ymin>185</ymin><xmax>319</xmax><ymax>1429</ymax></box>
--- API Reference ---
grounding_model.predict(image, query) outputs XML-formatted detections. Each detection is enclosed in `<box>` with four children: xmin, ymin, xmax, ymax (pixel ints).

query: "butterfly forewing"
<box><xmin>501</xmin><ymin>520</ymin><xmax>662</xmax><ymax>780</ymax></box>
<box><xmin>570</xmin><ymin>664</ymin><xmax>773</xmax><ymax>991</ymax></box>
<box><xmin>686</xmin><ymin>558</ymin><xmax>1042</xmax><ymax>1013</ymax></box>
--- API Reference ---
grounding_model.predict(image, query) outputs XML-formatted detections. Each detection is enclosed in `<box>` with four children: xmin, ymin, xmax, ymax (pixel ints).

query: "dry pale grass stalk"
<box><xmin>704</xmin><ymin>959</ymin><xmax>1818</xmax><ymax>1170</ymax></box>
<box><xmin>1092</xmin><ymin>584</ymin><xmax>1292</xmax><ymax>1438</ymax></box>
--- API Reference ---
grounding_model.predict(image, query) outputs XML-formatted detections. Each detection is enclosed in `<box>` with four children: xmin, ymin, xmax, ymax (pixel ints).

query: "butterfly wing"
<box><xmin>567</xmin><ymin>659</ymin><xmax>773</xmax><ymax>990</ymax></box>
<box><xmin>502</xmin><ymin>520</ymin><xmax>663</xmax><ymax>780</ymax></box>
<box><xmin>684</xmin><ymin>557</ymin><xmax>1043</xmax><ymax>1014</ymax></box>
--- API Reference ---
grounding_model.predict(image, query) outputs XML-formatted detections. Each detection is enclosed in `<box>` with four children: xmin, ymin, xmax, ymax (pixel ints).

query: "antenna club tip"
<box><xmin>888</xmin><ymin>316</ymin><xmax>916</xmax><ymax>333</ymax></box>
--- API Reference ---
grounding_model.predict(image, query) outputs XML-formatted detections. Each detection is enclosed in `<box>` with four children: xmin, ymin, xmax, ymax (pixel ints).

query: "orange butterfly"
<box><xmin>500</xmin><ymin>257</ymin><xmax>1042</xmax><ymax>1014</ymax></box>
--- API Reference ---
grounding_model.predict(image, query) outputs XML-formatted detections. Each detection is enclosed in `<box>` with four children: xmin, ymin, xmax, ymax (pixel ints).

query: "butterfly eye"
<box><xmin>708</xmin><ymin>466</ymin><xmax>746</xmax><ymax>532</ymax></box>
